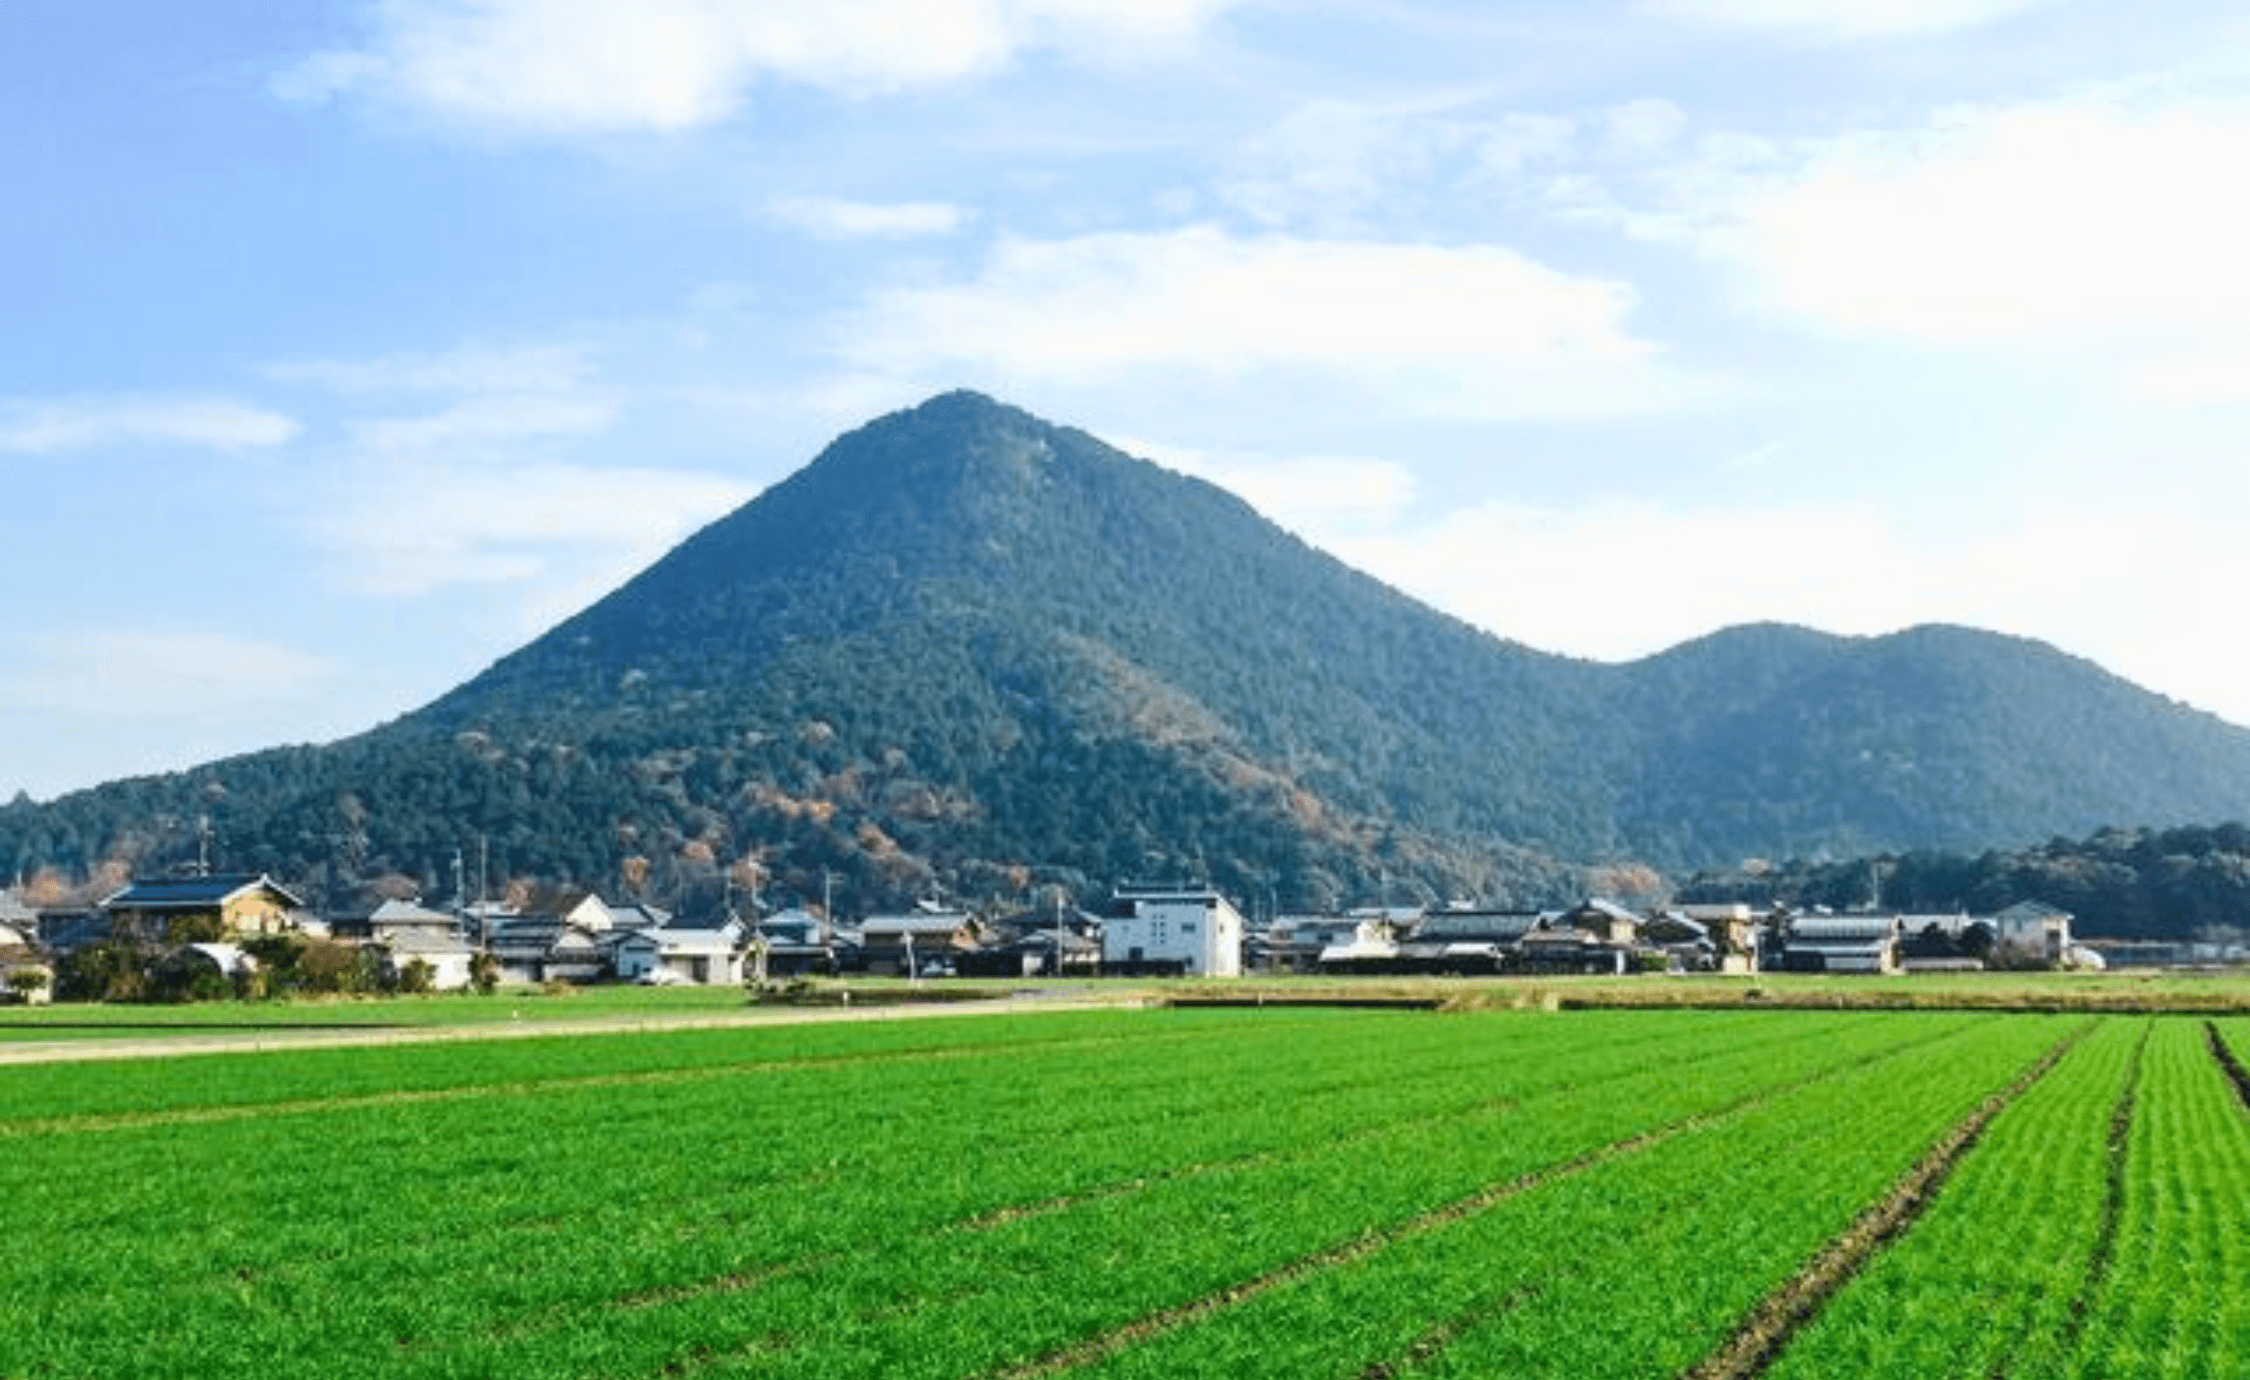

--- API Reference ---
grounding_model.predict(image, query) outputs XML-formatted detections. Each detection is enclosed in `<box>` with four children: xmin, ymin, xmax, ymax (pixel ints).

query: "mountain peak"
<box><xmin>17</xmin><ymin>395</ymin><xmax>2250</xmax><ymax>917</ymax></box>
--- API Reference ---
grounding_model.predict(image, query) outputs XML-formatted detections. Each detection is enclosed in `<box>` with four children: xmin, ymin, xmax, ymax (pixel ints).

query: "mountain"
<box><xmin>9</xmin><ymin>391</ymin><xmax>2250</xmax><ymax>917</ymax></box>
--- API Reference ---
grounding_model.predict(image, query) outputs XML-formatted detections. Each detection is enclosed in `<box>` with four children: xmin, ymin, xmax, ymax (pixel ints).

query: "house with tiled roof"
<box><xmin>100</xmin><ymin>873</ymin><xmax>306</xmax><ymax>942</ymax></box>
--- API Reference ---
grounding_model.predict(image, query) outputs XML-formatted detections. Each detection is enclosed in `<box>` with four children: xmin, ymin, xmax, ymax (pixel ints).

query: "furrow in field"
<box><xmin>1750</xmin><ymin>1016</ymin><xmax>2146</xmax><ymax>1380</ymax></box>
<box><xmin>2202</xmin><ymin>1018</ymin><xmax>2250</xmax><ymax>1113</ymax></box>
<box><xmin>983</xmin><ymin>1021</ymin><xmax>1979</xmax><ymax>1380</ymax></box>
<box><xmin>1684</xmin><ymin>1021</ymin><xmax>2091</xmax><ymax>1380</ymax></box>
<box><xmin>2047</xmin><ymin>1020</ymin><xmax>2151</xmax><ymax>1365</ymax></box>
<box><xmin>432</xmin><ymin>1012</ymin><xmax>1842</xmax><ymax>1359</ymax></box>
<box><xmin>418</xmin><ymin>1013</ymin><xmax>1827</xmax><ymax>1368</ymax></box>
<box><xmin>2038</xmin><ymin>1018</ymin><xmax>2250</xmax><ymax>1378</ymax></box>
<box><xmin>0</xmin><ymin>1010</ymin><xmax>1360</xmax><ymax>1136</ymax></box>
<box><xmin>1356</xmin><ymin>1286</ymin><xmax>1543</xmax><ymax>1380</ymax></box>
<box><xmin>1048</xmin><ymin>1015</ymin><xmax>2070</xmax><ymax>1380</ymax></box>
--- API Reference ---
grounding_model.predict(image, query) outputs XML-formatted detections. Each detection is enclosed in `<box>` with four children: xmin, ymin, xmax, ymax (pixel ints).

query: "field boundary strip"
<box><xmin>981</xmin><ymin>1021</ymin><xmax>1984</xmax><ymax>1380</ymax></box>
<box><xmin>1681</xmin><ymin>1020</ymin><xmax>2096</xmax><ymax>1380</ymax></box>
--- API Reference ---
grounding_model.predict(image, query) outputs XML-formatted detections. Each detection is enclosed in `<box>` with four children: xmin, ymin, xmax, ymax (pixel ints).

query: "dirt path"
<box><xmin>0</xmin><ymin>992</ymin><xmax>1130</xmax><ymax>1067</ymax></box>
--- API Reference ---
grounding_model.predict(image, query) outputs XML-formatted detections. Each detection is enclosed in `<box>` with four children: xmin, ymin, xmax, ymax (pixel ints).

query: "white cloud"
<box><xmin>838</xmin><ymin>225</ymin><xmax>1688</xmax><ymax>420</ymax></box>
<box><xmin>311</xmin><ymin>459</ymin><xmax>752</xmax><ymax>608</ymax></box>
<box><xmin>2120</xmin><ymin>353</ymin><xmax>2250</xmax><ymax>408</ymax></box>
<box><xmin>0</xmin><ymin>397</ymin><xmax>300</xmax><ymax>455</ymax></box>
<box><xmin>0</xmin><ymin>631</ymin><xmax>337</xmax><ymax>719</ymax></box>
<box><xmin>0</xmin><ymin>630</ymin><xmax>348</xmax><ymax>798</ymax></box>
<box><xmin>1314</xmin><ymin>485</ymin><xmax>2250</xmax><ymax>727</ymax></box>
<box><xmin>1638</xmin><ymin>0</ymin><xmax>2069</xmax><ymax>40</ymax></box>
<box><xmin>282</xmin><ymin>0</ymin><xmax>1240</xmax><ymax>134</ymax></box>
<box><xmin>766</xmin><ymin>195</ymin><xmax>971</xmax><ymax>239</ymax></box>
<box><xmin>349</xmin><ymin>393</ymin><xmax>622</xmax><ymax>459</ymax></box>
<box><xmin>1117</xmin><ymin>436</ymin><xmax>1419</xmax><ymax>537</ymax></box>
<box><xmin>1669</xmin><ymin>100</ymin><xmax>2250</xmax><ymax>359</ymax></box>
<box><xmin>1221</xmin><ymin>97</ymin><xmax>1686</xmax><ymax>232</ymax></box>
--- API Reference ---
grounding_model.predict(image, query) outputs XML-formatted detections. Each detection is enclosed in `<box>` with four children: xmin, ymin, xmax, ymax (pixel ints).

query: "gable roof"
<box><xmin>103</xmin><ymin>873</ymin><xmax>306</xmax><ymax>912</ymax></box>
<box><xmin>1413</xmin><ymin>910</ymin><xmax>1545</xmax><ymax>942</ymax></box>
<box><xmin>861</xmin><ymin>912</ymin><xmax>977</xmax><ymax>937</ymax></box>
<box><xmin>368</xmin><ymin>898</ymin><xmax>454</xmax><ymax>924</ymax></box>
<box><xmin>384</xmin><ymin>929</ymin><xmax>475</xmax><ymax>957</ymax></box>
<box><xmin>616</xmin><ymin>927</ymin><xmax>742</xmax><ymax>958</ymax></box>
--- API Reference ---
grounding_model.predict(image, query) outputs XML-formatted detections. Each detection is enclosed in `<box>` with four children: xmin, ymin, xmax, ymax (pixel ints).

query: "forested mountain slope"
<box><xmin>10</xmin><ymin>392</ymin><xmax>2250</xmax><ymax>916</ymax></box>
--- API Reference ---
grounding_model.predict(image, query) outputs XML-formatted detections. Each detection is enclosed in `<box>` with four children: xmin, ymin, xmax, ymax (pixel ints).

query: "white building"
<box><xmin>611</xmin><ymin>921</ymin><xmax>746</xmax><ymax>986</ymax></box>
<box><xmin>1102</xmin><ymin>885</ymin><xmax>1245</xmax><ymax>977</ymax></box>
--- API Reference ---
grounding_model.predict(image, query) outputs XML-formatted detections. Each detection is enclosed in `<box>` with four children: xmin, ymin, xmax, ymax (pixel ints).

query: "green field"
<box><xmin>6</xmin><ymin>1003</ymin><xmax>2247</xmax><ymax>1377</ymax></box>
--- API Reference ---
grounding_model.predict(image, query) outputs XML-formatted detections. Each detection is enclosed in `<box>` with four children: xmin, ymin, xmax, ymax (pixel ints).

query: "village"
<box><xmin>0</xmin><ymin>870</ymin><xmax>2103</xmax><ymax>1005</ymax></box>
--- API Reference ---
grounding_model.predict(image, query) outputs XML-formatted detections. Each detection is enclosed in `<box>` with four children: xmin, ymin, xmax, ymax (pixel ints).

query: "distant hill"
<box><xmin>10</xmin><ymin>391</ymin><xmax>2250</xmax><ymax>918</ymax></box>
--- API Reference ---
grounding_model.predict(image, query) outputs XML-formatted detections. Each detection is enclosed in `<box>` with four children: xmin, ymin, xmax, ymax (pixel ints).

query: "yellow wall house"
<box><xmin>100</xmin><ymin>873</ymin><xmax>307</xmax><ymax>942</ymax></box>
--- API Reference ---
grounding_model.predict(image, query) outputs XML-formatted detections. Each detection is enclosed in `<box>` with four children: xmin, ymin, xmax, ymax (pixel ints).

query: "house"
<box><xmin>0</xmin><ymin>891</ymin><xmax>39</xmax><ymax>946</ymax></box>
<box><xmin>752</xmin><ymin>909</ymin><xmax>842</xmax><ymax>977</ymax></box>
<box><xmin>1674</xmin><ymin>903</ymin><xmax>1765</xmax><ymax>974</ymax></box>
<box><xmin>1311</xmin><ymin>915</ymin><xmax>1408</xmax><ymax>973</ymax></box>
<box><xmin>1781</xmin><ymin>915</ymin><xmax>1902</xmax><ymax>974</ymax></box>
<box><xmin>1640</xmin><ymin>911</ymin><xmax>1716</xmax><ymax>970</ymax></box>
<box><xmin>380</xmin><ymin>928</ymin><xmax>478</xmax><ymax>991</ymax></box>
<box><xmin>101</xmin><ymin>873</ymin><xmax>306</xmax><ymax>941</ymax></box>
<box><xmin>605</xmin><ymin>902</ymin><xmax>673</xmax><ymax>933</ymax></box>
<box><xmin>1272</xmin><ymin>910</ymin><xmax>1412</xmax><ymax>973</ymax></box>
<box><xmin>1513</xmin><ymin>923</ymin><xmax>1630</xmax><ymax>975</ymax></box>
<box><xmin>1994</xmin><ymin>901</ymin><xmax>2073</xmax><ymax>965</ymax></box>
<box><xmin>1560</xmin><ymin>899</ymin><xmax>1645</xmax><ymax>947</ymax></box>
<box><xmin>0</xmin><ymin>893</ymin><xmax>50</xmax><ymax>1004</ymax></box>
<box><xmin>960</xmin><ymin>927</ymin><xmax>1102</xmax><ymax>978</ymax></box>
<box><xmin>1101</xmin><ymin>885</ymin><xmax>1245</xmax><ymax>977</ymax></box>
<box><xmin>331</xmin><ymin>898</ymin><xmax>460</xmax><ymax>944</ymax></box>
<box><xmin>613</xmin><ymin>921</ymin><xmax>747</xmax><ymax>986</ymax></box>
<box><xmin>858</xmin><ymin>906</ymin><xmax>980</xmax><ymax>977</ymax></box>
<box><xmin>488</xmin><ymin>917</ymin><xmax>606</xmax><ymax>984</ymax></box>
<box><xmin>34</xmin><ymin>911</ymin><xmax>106</xmax><ymax>955</ymax></box>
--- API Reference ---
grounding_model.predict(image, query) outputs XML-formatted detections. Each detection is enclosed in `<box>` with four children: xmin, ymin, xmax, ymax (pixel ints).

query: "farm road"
<box><xmin>0</xmin><ymin>991</ymin><xmax>1127</xmax><ymax>1067</ymax></box>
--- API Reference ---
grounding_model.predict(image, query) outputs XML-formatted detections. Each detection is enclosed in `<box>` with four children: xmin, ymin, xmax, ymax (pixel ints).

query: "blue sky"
<box><xmin>8</xmin><ymin>0</ymin><xmax>2249</xmax><ymax>802</ymax></box>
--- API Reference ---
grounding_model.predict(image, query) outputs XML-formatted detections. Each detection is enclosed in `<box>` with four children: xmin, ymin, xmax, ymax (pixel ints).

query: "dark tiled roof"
<box><xmin>105</xmin><ymin>873</ymin><xmax>306</xmax><ymax>910</ymax></box>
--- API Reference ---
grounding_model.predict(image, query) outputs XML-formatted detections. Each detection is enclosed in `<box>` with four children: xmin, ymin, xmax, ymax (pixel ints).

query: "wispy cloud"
<box><xmin>1641</xmin><ymin>99</ymin><xmax>2250</xmax><ymax>359</ymax></box>
<box><xmin>280</xmin><ymin>0</ymin><xmax>1243</xmax><ymax>135</ymax></box>
<box><xmin>308</xmin><ymin>459</ymin><xmax>752</xmax><ymax>609</ymax></box>
<box><xmin>1117</xmin><ymin>435</ymin><xmax>1420</xmax><ymax>538</ymax></box>
<box><xmin>0</xmin><ymin>630</ymin><xmax>337</xmax><ymax>719</ymax></box>
<box><xmin>837</xmin><ymin>225</ymin><xmax>1694</xmax><ymax>421</ymax></box>
<box><xmin>273</xmin><ymin>336</ymin><xmax>751</xmax><ymax>604</ymax></box>
<box><xmin>347</xmin><ymin>393</ymin><xmax>622</xmax><ymax>460</ymax></box>
<box><xmin>1636</xmin><ymin>0</ymin><xmax>2071</xmax><ymax>41</ymax></box>
<box><xmin>765</xmin><ymin>195</ymin><xmax>972</xmax><ymax>239</ymax></box>
<box><xmin>1320</xmin><ymin>481</ymin><xmax>2250</xmax><ymax>724</ymax></box>
<box><xmin>0</xmin><ymin>397</ymin><xmax>300</xmax><ymax>455</ymax></box>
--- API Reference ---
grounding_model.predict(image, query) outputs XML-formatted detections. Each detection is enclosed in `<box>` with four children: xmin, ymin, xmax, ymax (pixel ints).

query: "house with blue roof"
<box><xmin>100</xmin><ymin>873</ymin><xmax>307</xmax><ymax>942</ymax></box>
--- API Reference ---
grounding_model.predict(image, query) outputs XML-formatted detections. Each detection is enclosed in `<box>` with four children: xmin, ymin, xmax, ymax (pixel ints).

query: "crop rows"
<box><xmin>1761</xmin><ymin>1016</ymin><xmax>2148</xmax><ymax>1378</ymax></box>
<box><xmin>14</xmin><ymin>1007</ymin><xmax>2241</xmax><ymax>1378</ymax></box>
<box><xmin>1751</xmin><ymin>1016</ymin><xmax>2250</xmax><ymax>1379</ymax></box>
